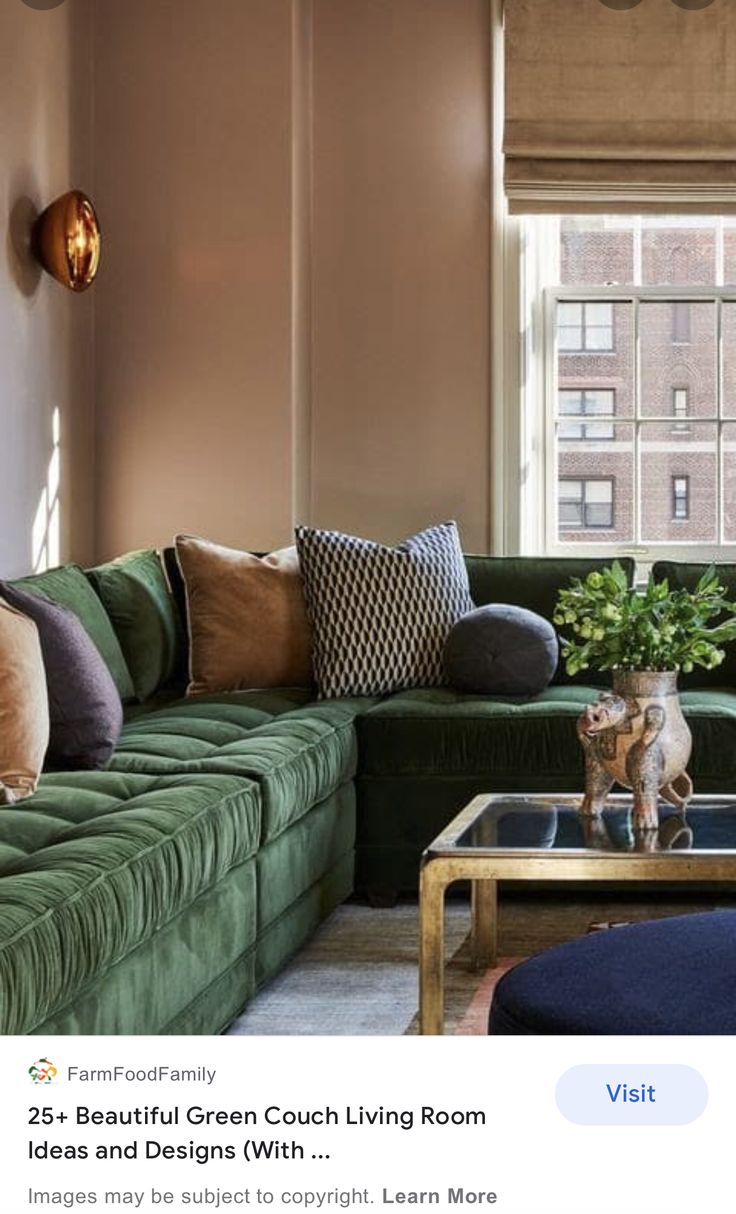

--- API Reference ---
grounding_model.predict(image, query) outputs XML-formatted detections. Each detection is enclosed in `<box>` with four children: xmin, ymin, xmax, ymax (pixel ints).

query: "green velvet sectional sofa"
<box><xmin>2</xmin><ymin>550</ymin><xmax>735</xmax><ymax>1036</ymax></box>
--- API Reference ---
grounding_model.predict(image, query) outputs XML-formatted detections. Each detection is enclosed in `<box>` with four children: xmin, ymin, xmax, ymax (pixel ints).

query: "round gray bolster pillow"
<box><xmin>443</xmin><ymin>603</ymin><xmax>559</xmax><ymax>695</ymax></box>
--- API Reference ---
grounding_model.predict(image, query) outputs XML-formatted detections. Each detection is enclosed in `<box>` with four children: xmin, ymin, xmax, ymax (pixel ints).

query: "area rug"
<box><xmin>228</xmin><ymin>895</ymin><xmax>733</xmax><ymax>1037</ymax></box>
<box><xmin>453</xmin><ymin>959</ymin><xmax>524</xmax><ymax>1035</ymax></box>
<box><xmin>402</xmin><ymin>953</ymin><xmax>526</xmax><ymax>1036</ymax></box>
<box><xmin>229</xmin><ymin>903</ymin><xmax>475</xmax><ymax>1036</ymax></box>
<box><xmin>446</xmin><ymin>922</ymin><xmax>636</xmax><ymax>1035</ymax></box>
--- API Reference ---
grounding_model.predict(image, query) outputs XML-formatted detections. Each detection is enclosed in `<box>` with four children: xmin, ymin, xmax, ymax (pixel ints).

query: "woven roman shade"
<box><xmin>504</xmin><ymin>0</ymin><xmax>736</xmax><ymax>214</ymax></box>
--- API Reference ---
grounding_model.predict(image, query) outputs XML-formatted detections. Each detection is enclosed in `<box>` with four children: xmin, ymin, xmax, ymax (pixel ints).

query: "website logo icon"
<box><xmin>29</xmin><ymin>1058</ymin><xmax>57</xmax><ymax>1084</ymax></box>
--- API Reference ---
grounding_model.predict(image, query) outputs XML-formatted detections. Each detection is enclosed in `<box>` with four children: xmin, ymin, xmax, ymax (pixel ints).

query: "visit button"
<box><xmin>556</xmin><ymin>1065</ymin><xmax>708</xmax><ymax>1125</ymax></box>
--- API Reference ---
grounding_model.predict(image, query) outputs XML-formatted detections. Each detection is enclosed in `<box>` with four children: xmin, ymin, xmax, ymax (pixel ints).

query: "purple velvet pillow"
<box><xmin>0</xmin><ymin>581</ymin><xmax>123</xmax><ymax>770</ymax></box>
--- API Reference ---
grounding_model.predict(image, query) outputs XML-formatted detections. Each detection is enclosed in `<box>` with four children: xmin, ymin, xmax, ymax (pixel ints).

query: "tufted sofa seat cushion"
<box><xmin>109</xmin><ymin>699</ymin><xmax>366</xmax><ymax>843</ymax></box>
<box><xmin>122</xmin><ymin>687</ymin><xmax>315</xmax><ymax>725</ymax></box>
<box><xmin>355</xmin><ymin>683</ymin><xmax>607</xmax><ymax>894</ymax></box>
<box><xmin>358</xmin><ymin>685</ymin><xmax>603</xmax><ymax>782</ymax></box>
<box><xmin>0</xmin><ymin>770</ymin><xmax>261</xmax><ymax>1034</ymax></box>
<box><xmin>677</xmin><ymin>689</ymin><xmax>736</xmax><ymax>789</ymax></box>
<box><xmin>353</xmin><ymin>683</ymin><xmax>736</xmax><ymax>895</ymax></box>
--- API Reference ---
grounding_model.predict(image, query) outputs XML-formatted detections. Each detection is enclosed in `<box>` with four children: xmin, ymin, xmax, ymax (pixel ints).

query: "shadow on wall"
<box><xmin>19</xmin><ymin>1</ymin><xmax>68</xmax><ymax>10</ymax></box>
<box><xmin>6</xmin><ymin>177</ymin><xmax>42</xmax><ymax>298</ymax></box>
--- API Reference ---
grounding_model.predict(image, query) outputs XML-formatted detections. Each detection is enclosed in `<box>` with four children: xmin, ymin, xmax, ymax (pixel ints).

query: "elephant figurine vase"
<box><xmin>576</xmin><ymin>670</ymin><xmax>693</xmax><ymax>831</ymax></box>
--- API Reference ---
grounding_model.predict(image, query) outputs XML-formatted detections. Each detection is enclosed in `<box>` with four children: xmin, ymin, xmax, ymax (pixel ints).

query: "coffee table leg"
<box><xmin>419</xmin><ymin>861</ymin><xmax>447</xmax><ymax>1035</ymax></box>
<box><xmin>471</xmin><ymin>878</ymin><xmax>498</xmax><ymax>970</ymax></box>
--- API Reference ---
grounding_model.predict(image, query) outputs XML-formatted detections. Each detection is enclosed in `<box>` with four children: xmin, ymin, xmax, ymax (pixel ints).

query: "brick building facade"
<box><xmin>555</xmin><ymin>219</ymin><xmax>735</xmax><ymax>546</ymax></box>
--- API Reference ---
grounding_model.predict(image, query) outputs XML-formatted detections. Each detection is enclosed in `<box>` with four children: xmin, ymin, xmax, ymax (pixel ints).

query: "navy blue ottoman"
<box><xmin>489</xmin><ymin>912</ymin><xmax>736</xmax><ymax>1035</ymax></box>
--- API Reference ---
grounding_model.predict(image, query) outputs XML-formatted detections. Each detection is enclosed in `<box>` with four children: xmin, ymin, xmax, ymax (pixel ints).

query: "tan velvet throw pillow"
<box><xmin>0</xmin><ymin>597</ymin><xmax>49</xmax><ymax>801</ymax></box>
<box><xmin>175</xmin><ymin>535</ymin><xmax>312</xmax><ymax>695</ymax></box>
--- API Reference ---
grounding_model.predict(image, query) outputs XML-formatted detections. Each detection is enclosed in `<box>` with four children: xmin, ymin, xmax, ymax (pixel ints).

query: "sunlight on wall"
<box><xmin>32</xmin><ymin>407</ymin><xmax>61</xmax><ymax>573</ymax></box>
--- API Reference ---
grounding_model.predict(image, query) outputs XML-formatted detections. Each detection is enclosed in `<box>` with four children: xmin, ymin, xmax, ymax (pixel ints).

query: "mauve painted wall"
<box><xmin>92</xmin><ymin>0</ymin><xmax>492</xmax><ymax>558</ymax></box>
<box><xmin>92</xmin><ymin>0</ymin><xmax>298</xmax><ymax>560</ymax></box>
<box><xmin>310</xmin><ymin>0</ymin><xmax>491</xmax><ymax>551</ymax></box>
<box><xmin>0</xmin><ymin>0</ymin><xmax>94</xmax><ymax>578</ymax></box>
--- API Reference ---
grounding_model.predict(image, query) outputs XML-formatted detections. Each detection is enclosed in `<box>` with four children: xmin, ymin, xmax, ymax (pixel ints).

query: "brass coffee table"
<box><xmin>418</xmin><ymin>792</ymin><xmax>736</xmax><ymax>1035</ymax></box>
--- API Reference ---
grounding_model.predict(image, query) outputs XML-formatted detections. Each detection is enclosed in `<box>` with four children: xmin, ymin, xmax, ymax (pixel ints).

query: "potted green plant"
<box><xmin>553</xmin><ymin>562</ymin><xmax>736</xmax><ymax>829</ymax></box>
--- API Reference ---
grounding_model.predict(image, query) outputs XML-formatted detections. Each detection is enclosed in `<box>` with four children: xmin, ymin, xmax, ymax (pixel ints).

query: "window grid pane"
<box><xmin>556</xmin><ymin>302</ymin><xmax>614</xmax><ymax>353</ymax></box>
<box><xmin>553</xmin><ymin>289</ymin><xmax>728</xmax><ymax>547</ymax></box>
<box><xmin>558</xmin><ymin>389</ymin><xmax>616</xmax><ymax>441</ymax></box>
<box><xmin>557</xmin><ymin>478</ymin><xmax>614</xmax><ymax>531</ymax></box>
<box><xmin>672</xmin><ymin>476</ymin><xmax>689</xmax><ymax>520</ymax></box>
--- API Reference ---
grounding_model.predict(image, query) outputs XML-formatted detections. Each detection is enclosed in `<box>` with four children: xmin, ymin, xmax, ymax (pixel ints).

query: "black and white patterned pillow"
<box><xmin>294</xmin><ymin>522</ymin><xmax>474</xmax><ymax>698</ymax></box>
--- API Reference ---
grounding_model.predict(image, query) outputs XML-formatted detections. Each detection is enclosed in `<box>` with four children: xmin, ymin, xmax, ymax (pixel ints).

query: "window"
<box><xmin>557</xmin><ymin>302</ymin><xmax>614</xmax><ymax>352</ymax></box>
<box><xmin>672</xmin><ymin>476</ymin><xmax>689</xmax><ymax>521</ymax></box>
<box><xmin>550</xmin><ymin>293</ymin><xmax>720</xmax><ymax>547</ymax></box>
<box><xmin>502</xmin><ymin>214</ymin><xmax>736</xmax><ymax>559</ymax></box>
<box><xmin>672</xmin><ymin>302</ymin><xmax>691</xmax><ymax>344</ymax></box>
<box><xmin>558</xmin><ymin>479</ymin><xmax>614</xmax><ymax>530</ymax></box>
<box><xmin>558</xmin><ymin>389</ymin><xmax>615</xmax><ymax>440</ymax></box>
<box><xmin>672</xmin><ymin>387</ymin><xmax>690</xmax><ymax>432</ymax></box>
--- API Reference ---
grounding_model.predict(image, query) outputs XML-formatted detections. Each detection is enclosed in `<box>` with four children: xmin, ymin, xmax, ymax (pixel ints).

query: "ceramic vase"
<box><xmin>576</xmin><ymin>669</ymin><xmax>693</xmax><ymax>831</ymax></box>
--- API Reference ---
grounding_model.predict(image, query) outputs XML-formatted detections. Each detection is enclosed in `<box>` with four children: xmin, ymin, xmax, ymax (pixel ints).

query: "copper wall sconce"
<box><xmin>32</xmin><ymin>190</ymin><xmax>101</xmax><ymax>292</ymax></box>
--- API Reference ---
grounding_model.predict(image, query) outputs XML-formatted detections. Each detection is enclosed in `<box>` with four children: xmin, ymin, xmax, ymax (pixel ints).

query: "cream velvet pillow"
<box><xmin>0</xmin><ymin>597</ymin><xmax>49</xmax><ymax>801</ymax></box>
<box><xmin>175</xmin><ymin>535</ymin><xmax>312</xmax><ymax>695</ymax></box>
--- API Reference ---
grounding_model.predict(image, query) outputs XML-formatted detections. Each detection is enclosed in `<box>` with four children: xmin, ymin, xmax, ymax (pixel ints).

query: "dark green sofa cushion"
<box><xmin>652</xmin><ymin>561</ymin><xmax>736</xmax><ymax>690</ymax></box>
<box><xmin>0</xmin><ymin>769</ymin><xmax>261</xmax><ymax>1035</ymax></box>
<box><xmin>463</xmin><ymin>556</ymin><xmax>635</xmax><ymax>685</ymax></box>
<box><xmin>87</xmin><ymin>549</ymin><xmax>185</xmax><ymax>701</ymax></box>
<box><xmin>358</xmin><ymin>685</ymin><xmax>601</xmax><ymax>782</ymax></box>
<box><xmin>358</xmin><ymin>683</ymin><xmax>736</xmax><ymax>786</ymax></box>
<box><xmin>679</xmin><ymin>689</ymin><xmax>736</xmax><ymax>787</ymax></box>
<box><xmin>13</xmin><ymin>565</ymin><xmax>135</xmax><ymax>703</ymax></box>
<box><xmin>354</xmin><ymin>683</ymin><xmax>736</xmax><ymax>894</ymax></box>
<box><xmin>108</xmin><ymin>700</ymin><xmax>360</xmax><ymax>843</ymax></box>
<box><xmin>122</xmin><ymin>687</ymin><xmax>314</xmax><ymax>725</ymax></box>
<box><xmin>355</xmin><ymin>684</ymin><xmax>600</xmax><ymax>895</ymax></box>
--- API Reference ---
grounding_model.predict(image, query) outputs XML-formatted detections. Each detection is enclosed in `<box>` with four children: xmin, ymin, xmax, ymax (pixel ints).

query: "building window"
<box><xmin>672</xmin><ymin>476</ymin><xmax>689</xmax><ymax>520</ymax></box>
<box><xmin>557</xmin><ymin>302</ymin><xmax>614</xmax><ymax>352</ymax></box>
<box><xmin>672</xmin><ymin>302</ymin><xmax>691</xmax><ymax>344</ymax></box>
<box><xmin>558</xmin><ymin>389</ymin><xmax>615</xmax><ymax>440</ymax></box>
<box><xmin>672</xmin><ymin>387</ymin><xmax>690</xmax><ymax>432</ymax></box>
<box><xmin>558</xmin><ymin>478</ymin><xmax>614</xmax><ymax>530</ymax></box>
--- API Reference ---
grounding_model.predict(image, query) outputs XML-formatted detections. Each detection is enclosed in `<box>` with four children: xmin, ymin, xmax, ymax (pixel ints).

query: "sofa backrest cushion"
<box><xmin>463</xmin><ymin>555</ymin><xmax>636</xmax><ymax>685</ymax></box>
<box><xmin>652</xmin><ymin>561</ymin><xmax>736</xmax><ymax>689</ymax></box>
<box><xmin>0</xmin><ymin>597</ymin><xmax>49</xmax><ymax>798</ymax></box>
<box><xmin>12</xmin><ymin>565</ymin><xmax>135</xmax><ymax>703</ymax></box>
<box><xmin>86</xmin><ymin>550</ymin><xmax>186</xmax><ymax>702</ymax></box>
<box><xmin>0</xmin><ymin>581</ymin><xmax>123</xmax><ymax>769</ymax></box>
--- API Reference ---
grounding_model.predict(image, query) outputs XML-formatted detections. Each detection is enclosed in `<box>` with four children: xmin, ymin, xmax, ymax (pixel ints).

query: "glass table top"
<box><xmin>432</xmin><ymin>795</ymin><xmax>736</xmax><ymax>857</ymax></box>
